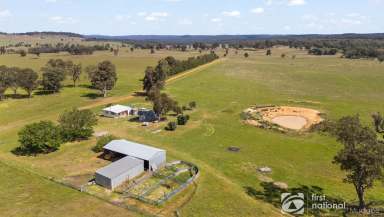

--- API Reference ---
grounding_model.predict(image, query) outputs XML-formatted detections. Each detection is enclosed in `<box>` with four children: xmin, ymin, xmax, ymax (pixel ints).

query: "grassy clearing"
<box><xmin>1</xmin><ymin>47</ymin><xmax>384</xmax><ymax>216</ymax></box>
<box><xmin>0</xmin><ymin>162</ymin><xmax>143</xmax><ymax>217</ymax></box>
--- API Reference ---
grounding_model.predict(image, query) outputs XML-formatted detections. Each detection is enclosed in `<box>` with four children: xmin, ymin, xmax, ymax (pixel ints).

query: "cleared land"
<box><xmin>1</xmin><ymin>46</ymin><xmax>384</xmax><ymax>216</ymax></box>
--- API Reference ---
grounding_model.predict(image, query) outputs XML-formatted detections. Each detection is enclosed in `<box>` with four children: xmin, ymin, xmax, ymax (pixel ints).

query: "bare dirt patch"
<box><xmin>243</xmin><ymin>105</ymin><xmax>323</xmax><ymax>131</ymax></box>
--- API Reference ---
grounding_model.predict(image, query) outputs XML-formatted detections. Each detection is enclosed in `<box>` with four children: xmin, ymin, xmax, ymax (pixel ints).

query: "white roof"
<box><xmin>96</xmin><ymin>156</ymin><xmax>143</xmax><ymax>179</ymax></box>
<box><xmin>104</xmin><ymin>139</ymin><xmax>165</xmax><ymax>160</ymax></box>
<box><xmin>102</xmin><ymin>105</ymin><xmax>132</xmax><ymax>114</ymax></box>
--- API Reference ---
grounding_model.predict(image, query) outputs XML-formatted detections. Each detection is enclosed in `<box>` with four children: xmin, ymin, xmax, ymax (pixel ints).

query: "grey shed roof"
<box><xmin>96</xmin><ymin>156</ymin><xmax>143</xmax><ymax>179</ymax></box>
<box><xmin>104</xmin><ymin>139</ymin><xmax>165</xmax><ymax>161</ymax></box>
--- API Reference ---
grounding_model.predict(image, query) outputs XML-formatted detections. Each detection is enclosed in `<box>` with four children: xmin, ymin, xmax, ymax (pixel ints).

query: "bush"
<box><xmin>189</xmin><ymin>101</ymin><xmax>197</xmax><ymax>109</ymax></box>
<box><xmin>15</xmin><ymin>121</ymin><xmax>62</xmax><ymax>155</ymax></box>
<box><xmin>165</xmin><ymin>122</ymin><xmax>177</xmax><ymax>131</ymax></box>
<box><xmin>177</xmin><ymin>115</ymin><xmax>190</xmax><ymax>125</ymax></box>
<box><xmin>59</xmin><ymin>108</ymin><xmax>98</xmax><ymax>142</ymax></box>
<box><xmin>93</xmin><ymin>134</ymin><xmax>118</xmax><ymax>153</ymax></box>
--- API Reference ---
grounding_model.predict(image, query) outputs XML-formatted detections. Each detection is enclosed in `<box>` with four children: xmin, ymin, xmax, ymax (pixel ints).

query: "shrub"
<box><xmin>244</xmin><ymin>53</ymin><xmax>249</xmax><ymax>58</ymax></box>
<box><xmin>15</xmin><ymin>121</ymin><xmax>62</xmax><ymax>155</ymax></box>
<box><xmin>177</xmin><ymin>114</ymin><xmax>190</xmax><ymax>125</ymax></box>
<box><xmin>93</xmin><ymin>134</ymin><xmax>118</xmax><ymax>153</ymax></box>
<box><xmin>189</xmin><ymin>101</ymin><xmax>197</xmax><ymax>109</ymax></box>
<box><xmin>165</xmin><ymin>122</ymin><xmax>177</xmax><ymax>131</ymax></box>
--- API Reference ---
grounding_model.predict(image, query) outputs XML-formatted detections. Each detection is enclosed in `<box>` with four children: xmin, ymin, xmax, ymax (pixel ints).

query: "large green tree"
<box><xmin>17</xmin><ymin>121</ymin><xmax>62</xmax><ymax>155</ymax></box>
<box><xmin>41</xmin><ymin>67</ymin><xmax>66</xmax><ymax>92</ymax></box>
<box><xmin>17</xmin><ymin>68</ymin><xmax>39</xmax><ymax>98</ymax></box>
<box><xmin>333</xmin><ymin>115</ymin><xmax>384</xmax><ymax>209</ymax></box>
<box><xmin>59</xmin><ymin>108</ymin><xmax>98</xmax><ymax>142</ymax></box>
<box><xmin>87</xmin><ymin>61</ymin><xmax>117</xmax><ymax>97</ymax></box>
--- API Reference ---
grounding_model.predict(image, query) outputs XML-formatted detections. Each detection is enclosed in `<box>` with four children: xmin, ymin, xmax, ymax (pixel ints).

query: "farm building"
<box><xmin>102</xmin><ymin>105</ymin><xmax>134</xmax><ymax>118</ymax></box>
<box><xmin>138</xmin><ymin>110</ymin><xmax>158</xmax><ymax>122</ymax></box>
<box><xmin>95</xmin><ymin>156</ymin><xmax>144</xmax><ymax>190</ymax></box>
<box><xmin>95</xmin><ymin>139</ymin><xmax>166</xmax><ymax>189</ymax></box>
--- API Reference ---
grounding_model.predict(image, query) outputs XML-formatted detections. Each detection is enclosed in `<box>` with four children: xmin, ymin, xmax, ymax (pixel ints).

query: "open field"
<box><xmin>1</xmin><ymin>47</ymin><xmax>384</xmax><ymax>216</ymax></box>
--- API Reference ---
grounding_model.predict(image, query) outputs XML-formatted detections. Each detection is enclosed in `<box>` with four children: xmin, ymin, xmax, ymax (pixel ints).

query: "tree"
<box><xmin>17</xmin><ymin>121</ymin><xmax>62</xmax><ymax>155</ymax></box>
<box><xmin>19</xmin><ymin>50</ymin><xmax>27</xmax><ymax>57</ymax></box>
<box><xmin>153</xmin><ymin>93</ymin><xmax>178</xmax><ymax>119</ymax></box>
<box><xmin>93</xmin><ymin>134</ymin><xmax>118</xmax><ymax>153</ymax></box>
<box><xmin>333</xmin><ymin>115</ymin><xmax>384</xmax><ymax>210</ymax></box>
<box><xmin>70</xmin><ymin>64</ymin><xmax>82</xmax><ymax>87</ymax></box>
<box><xmin>0</xmin><ymin>66</ymin><xmax>10</xmax><ymax>100</ymax></box>
<box><xmin>378</xmin><ymin>55</ymin><xmax>384</xmax><ymax>63</ymax></box>
<box><xmin>244</xmin><ymin>53</ymin><xmax>249</xmax><ymax>58</ymax></box>
<box><xmin>59</xmin><ymin>108</ymin><xmax>98</xmax><ymax>142</ymax></box>
<box><xmin>266</xmin><ymin>49</ymin><xmax>272</xmax><ymax>56</ymax></box>
<box><xmin>17</xmin><ymin>68</ymin><xmax>39</xmax><ymax>98</ymax></box>
<box><xmin>189</xmin><ymin>101</ymin><xmax>197</xmax><ymax>109</ymax></box>
<box><xmin>177</xmin><ymin>114</ymin><xmax>190</xmax><ymax>125</ymax></box>
<box><xmin>7</xmin><ymin>67</ymin><xmax>20</xmax><ymax>96</ymax></box>
<box><xmin>87</xmin><ymin>61</ymin><xmax>117</xmax><ymax>97</ymax></box>
<box><xmin>42</xmin><ymin>67</ymin><xmax>66</xmax><ymax>92</ymax></box>
<box><xmin>372</xmin><ymin>112</ymin><xmax>384</xmax><ymax>133</ymax></box>
<box><xmin>165</xmin><ymin>122</ymin><xmax>177</xmax><ymax>131</ymax></box>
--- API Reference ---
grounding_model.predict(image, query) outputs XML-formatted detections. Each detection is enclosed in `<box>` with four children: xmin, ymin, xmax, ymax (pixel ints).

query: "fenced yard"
<box><xmin>82</xmin><ymin>161</ymin><xmax>199</xmax><ymax>207</ymax></box>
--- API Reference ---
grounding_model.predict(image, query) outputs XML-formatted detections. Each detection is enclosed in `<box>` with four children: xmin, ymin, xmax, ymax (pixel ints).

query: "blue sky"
<box><xmin>0</xmin><ymin>0</ymin><xmax>383</xmax><ymax>35</ymax></box>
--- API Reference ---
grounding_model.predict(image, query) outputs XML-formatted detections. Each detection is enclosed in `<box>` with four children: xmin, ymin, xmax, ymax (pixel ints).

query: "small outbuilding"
<box><xmin>138</xmin><ymin>110</ymin><xmax>159</xmax><ymax>122</ymax></box>
<box><xmin>102</xmin><ymin>105</ymin><xmax>133</xmax><ymax>118</ymax></box>
<box><xmin>95</xmin><ymin>156</ymin><xmax>144</xmax><ymax>190</ymax></box>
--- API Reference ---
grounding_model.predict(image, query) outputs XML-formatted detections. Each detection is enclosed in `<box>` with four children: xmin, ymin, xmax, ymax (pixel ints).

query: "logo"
<box><xmin>281</xmin><ymin>193</ymin><xmax>305</xmax><ymax>215</ymax></box>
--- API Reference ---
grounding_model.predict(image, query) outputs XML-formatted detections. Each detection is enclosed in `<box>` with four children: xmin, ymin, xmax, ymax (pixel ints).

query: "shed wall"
<box><xmin>110</xmin><ymin>162</ymin><xmax>144</xmax><ymax>189</ymax></box>
<box><xmin>149</xmin><ymin>151</ymin><xmax>166</xmax><ymax>171</ymax></box>
<box><xmin>95</xmin><ymin>173</ymin><xmax>112</xmax><ymax>189</ymax></box>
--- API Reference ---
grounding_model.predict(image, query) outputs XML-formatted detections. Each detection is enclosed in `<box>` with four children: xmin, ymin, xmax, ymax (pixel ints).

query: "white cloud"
<box><xmin>210</xmin><ymin>18</ymin><xmax>222</xmax><ymax>23</ymax></box>
<box><xmin>0</xmin><ymin>9</ymin><xmax>11</xmax><ymax>17</ymax></box>
<box><xmin>50</xmin><ymin>16</ymin><xmax>77</xmax><ymax>24</ymax></box>
<box><xmin>114</xmin><ymin>14</ymin><xmax>131</xmax><ymax>21</ymax></box>
<box><xmin>265</xmin><ymin>0</ymin><xmax>273</xmax><ymax>5</ymax></box>
<box><xmin>144</xmin><ymin>12</ymin><xmax>169</xmax><ymax>22</ymax></box>
<box><xmin>288</xmin><ymin>0</ymin><xmax>306</xmax><ymax>6</ymax></box>
<box><xmin>221</xmin><ymin>10</ymin><xmax>241</xmax><ymax>17</ymax></box>
<box><xmin>178</xmin><ymin>18</ymin><xmax>192</xmax><ymax>25</ymax></box>
<box><xmin>137</xmin><ymin>12</ymin><xmax>147</xmax><ymax>16</ymax></box>
<box><xmin>251</xmin><ymin>8</ymin><xmax>264</xmax><ymax>14</ymax></box>
<box><xmin>283</xmin><ymin>25</ymin><xmax>291</xmax><ymax>30</ymax></box>
<box><xmin>45</xmin><ymin>0</ymin><xmax>57</xmax><ymax>2</ymax></box>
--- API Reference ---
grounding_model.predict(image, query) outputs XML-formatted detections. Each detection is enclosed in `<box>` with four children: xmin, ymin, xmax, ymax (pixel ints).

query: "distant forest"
<box><xmin>1</xmin><ymin>32</ymin><xmax>384</xmax><ymax>60</ymax></box>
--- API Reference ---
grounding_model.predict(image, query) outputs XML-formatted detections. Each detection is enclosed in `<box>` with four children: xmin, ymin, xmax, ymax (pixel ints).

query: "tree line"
<box><xmin>143</xmin><ymin>53</ymin><xmax>219</xmax><ymax>95</ymax></box>
<box><xmin>28</xmin><ymin>43</ymin><xmax>109</xmax><ymax>56</ymax></box>
<box><xmin>0</xmin><ymin>59</ymin><xmax>117</xmax><ymax>100</ymax></box>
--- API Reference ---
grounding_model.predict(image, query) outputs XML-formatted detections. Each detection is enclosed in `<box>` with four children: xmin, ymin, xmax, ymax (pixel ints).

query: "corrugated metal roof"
<box><xmin>102</xmin><ymin>105</ymin><xmax>132</xmax><ymax>114</ymax></box>
<box><xmin>104</xmin><ymin>139</ymin><xmax>165</xmax><ymax>160</ymax></box>
<box><xmin>96</xmin><ymin>156</ymin><xmax>143</xmax><ymax>179</ymax></box>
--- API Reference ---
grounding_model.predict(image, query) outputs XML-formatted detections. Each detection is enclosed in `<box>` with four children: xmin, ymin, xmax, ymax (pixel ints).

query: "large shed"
<box><xmin>104</xmin><ymin>139</ymin><xmax>166</xmax><ymax>171</ymax></box>
<box><xmin>95</xmin><ymin>156</ymin><xmax>144</xmax><ymax>190</ymax></box>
